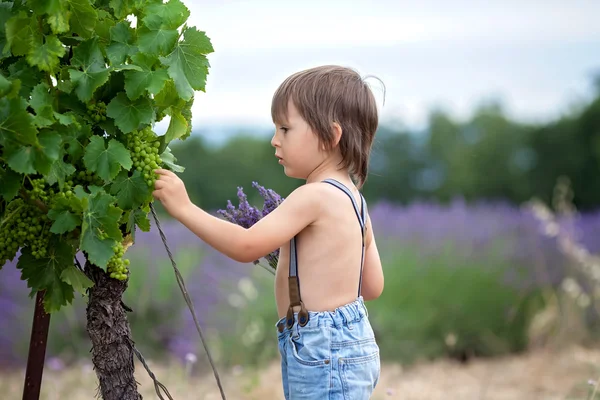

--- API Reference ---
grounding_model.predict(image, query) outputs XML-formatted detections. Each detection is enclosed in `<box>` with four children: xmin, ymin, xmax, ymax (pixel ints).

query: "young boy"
<box><xmin>153</xmin><ymin>65</ymin><xmax>385</xmax><ymax>399</ymax></box>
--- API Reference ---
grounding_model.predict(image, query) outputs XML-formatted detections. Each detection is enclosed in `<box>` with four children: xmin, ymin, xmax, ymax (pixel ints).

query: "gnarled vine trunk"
<box><xmin>85</xmin><ymin>260</ymin><xmax>142</xmax><ymax>400</ymax></box>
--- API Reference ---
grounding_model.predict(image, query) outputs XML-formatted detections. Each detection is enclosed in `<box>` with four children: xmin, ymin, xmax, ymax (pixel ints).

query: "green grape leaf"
<box><xmin>0</xmin><ymin>73</ymin><xmax>11</xmax><ymax>94</ymax></box>
<box><xmin>6</xmin><ymin>131</ymin><xmax>62</xmax><ymax>175</ymax></box>
<box><xmin>106</xmin><ymin>21</ymin><xmax>137</xmax><ymax>65</ymax></box>
<box><xmin>106</xmin><ymin>92</ymin><xmax>153</xmax><ymax>133</ymax></box>
<box><xmin>142</xmin><ymin>0</ymin><xmax>190</xmax><ymax>30</ymax></box>
<box><xmin>27</xmin><ymin>35</ymin><xmax>67</xmax><ymax>73</ymax></box>
<box><xmin>80</xmin><ymin>191</ymin><xmax>123</xmax><ymax>268</ymax></box>
<box><xmin>109</xmin><ymin>0</ymin><xmax>142</xmax><ymax>19</ymax></box>
<box><xmin>0</xmin><ymin>166</ymin><xmax>22</xmax><ymax>201</ymax></box>
<box><xmin>45</xmin><ymin>149</ymin><xmax>77</xmax><ymax>189</ymax></box>
<box><xmin>160</xmin><ymin>146</ymin><xmax>184</xmax><ymax>172</ymax></box>
<box><xmin>0</xmin><ymin>2</ymin><xmax>13</xmax><ymax>59</ymax></box>
<box><xmin>5</xmin><ymin>12</ymin><xmax>40</xmax><ymax>57</ymax></box>
<box><xmin>30</xmin><ymin>83</ymin><xmax>55</xmax><ymax>120</ymax></box>
<box><xmin>164</xmin><ymin>109</ymin><xmax>188</xmax><ymax>142</ymax></box>
<box><xmin>127</xmin><ymin>206</ymin><xmax>151</xmax><ymax>237</ymax></box>
<box><xmin>65</xmin><ymin>0</ymin><xmax>97</xmax><ymax>38</ymax></box>
<box><xmin>48</xmin><ymin>207</ymin><xmax>80</xmax><ymax>234</ymax></box>
<box><xmin>137</xmin><ymin>26</ymin><xmax>178</xmax><ymax>56</ymax></box>
<box><xmin>160</xmin><ymin>27</ymin><xmax>213</xmax><ymax>101</ymax></box>
<box><xmin>69</xmin><ymin>37</ymin><xmax>111</xmax><ymax>102</ymax></box>
<box><xmin>62</xmin><ymin>123</ymin><xmax>89</xmax><ymax>159</ymax></box>
<box><xmin>46</xmin><ymin>0</ymin><xmax>71</xmax><ymax>34</ymax></box>
<box><xmin>83</xmin><ymin>136</ymin><xmax>133</xmax><ymax>181</ymax></box>
<box><xmin>109</xmin><ymin>170</ymin><xmax>149</xmax><ymax>209</ymax></box>
<box><xmin>16</xmin><ymin>242</ymin><xmax>76</xmax><ymax>313</ymax></box>
<box><xmin>7</xmin><ymin>59</ymin><xmax>45</xmax><ymax>99</ymax></box>
<box><xmin>60</xmin><ymin>265</ymin><xmax>94</xmax><ymax>295</ymax></box>
<box><xmin>124</xmin><ymin>53</ymin><xmax>169</xmax><ymax>100</ymax></box>
<box><xmin>0</xmin><ymin>97</ymin><xmax>38</xmax><ymax>146</ymax></box>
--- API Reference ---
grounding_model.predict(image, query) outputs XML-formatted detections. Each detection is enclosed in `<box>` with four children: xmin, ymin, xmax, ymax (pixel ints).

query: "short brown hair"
<box><xmin>271</xmin><ymin>65</ymin><xmax>380</xmax><ymax>188</ymax></box>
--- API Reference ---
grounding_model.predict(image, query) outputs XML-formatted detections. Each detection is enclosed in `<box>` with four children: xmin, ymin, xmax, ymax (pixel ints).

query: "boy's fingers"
<box><xmin>154</xmin><ymin>168</ymin><xmax>176</xmax><ymax>178</ymax></box>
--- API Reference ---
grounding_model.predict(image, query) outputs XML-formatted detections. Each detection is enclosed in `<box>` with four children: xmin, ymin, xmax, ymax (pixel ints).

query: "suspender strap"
<box><xmin>322</xmin><ymin>179</ymin><xmax>367</xmax><ymax>297</ymax></box>
<box><xmin>286</xmin><ymin>236</ymin><xmax>308</xmax><ymax>328</ymax></box>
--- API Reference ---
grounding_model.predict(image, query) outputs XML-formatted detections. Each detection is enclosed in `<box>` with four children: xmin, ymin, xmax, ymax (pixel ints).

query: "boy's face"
<box><xmin>271</xmin><ymin>100</ymin><xmax>328</xmax><ymax>181</ymax></box>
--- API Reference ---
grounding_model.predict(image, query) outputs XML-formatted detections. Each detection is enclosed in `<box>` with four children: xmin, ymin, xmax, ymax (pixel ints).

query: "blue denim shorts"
<box><xmin>275</xmin><ymin>297</ymin><xmax>380</xmax><ymax>399</ymax></box>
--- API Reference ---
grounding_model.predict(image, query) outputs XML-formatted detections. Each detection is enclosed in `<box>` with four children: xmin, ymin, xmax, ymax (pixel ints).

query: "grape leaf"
<box><xmin>83</xmin><ymin>136</ymin><xmax>133</xmax><ymax>181</ymax></box>
<box><xmin>46</xmin><ymin>0</ymin><xmax>71</xmax><ymax>34</ymax></box>
<box><xmin>5</xmin><ymin>12</ymin><xmax>40</xmax><ymax>57</ymax></box>
<box><xmin>160</xmin><ymin>27</ymin><xmax>213</xmax><ymax>101</ymax></box>
<box><xmin>45</xmin><ymin>149</ymin><xmax>76</xmax><ymax>189</ymax></box>
<box><xmin>137</xmin><ymin>26</ymin><xmax>178</xmax><ymax>56</ymax></box>
<box><xmin>6</xmin><ymin>131</ymin><xmax>62</xmax><ymax>175</ymax></box>
<box><xmin>0</xmin><ymin>167</ymin><xmax>21</xmax><ymax>201</ymax></box>
<box><xmin>142</xmin><ymin>0</ymin><xmax>189</xmax><ymax>30</ymax></box>
<box><xmin>0</xmin><ymin>2</ymin><xmax>13</xmax><ymax>59</ymax></box>
<box><xmin>48</xmin><ymin>208</ymin><xmax>80</xmax><ymax>234</ymax></box>
<box><xmin>80</xmin><ymin>191</ymin><xmax>123</xmax><ymax>268</ymax></box>
<box><xmin>127</xmin><ymin>206</ymin><xmax>151</xmax><ymax>239</ymax></box>
<box><xmin>109</xmin><ymin>0</ymin><xmax>142</xmax><ymax>19</ymax></box>
<box><xmin>60</xmin><ymin>265</ymin><xmax>94</xmax><ymax>295</ymax></box>
<box><xmin>16</xmin><ymin>242</ymin><xmax>76</xmax><ymax>313</ymax></box>
<box><xmin>106</xmin><ymin>92</ymin><xmax>153</xmax><ymax>133</ymax></box>
<box><xmin>7</xmin><ymin>59</ymin><xmax>45</xmax><ymax>99</ymax></box>
<box><xmin>65</xmin><ymin>0</ymin><xmax>97</xmax><ymax>39</ymax></box>
<box><xmin>109</xmin><ymin>170</ymin><xmax>149</xmax><ymax>209</ymax></box>
<box><xmin>106</xmin><ymin>21</ymin><xmax>137</xmax><ymax>65</ymax></box>
<box><xmin>69</xmin><ymin>37</ymin><xmax>111</xmax><ymax>102</ymax></box>
<box><xmin>62</xmin><ymin>123</ymin><xmax>90</xmax><ymax>159</ymax></box>
<box><xmin>124</xmin><ymin>53</ymin><xmax>169</xmax><ymax>100</ymax></box>
<box><xmin>30</xmin><ymin>83</ymin><xmax>55</xmax><ymax>121</ymax></box>
<box><xmin>160</xmin><ymin>146</ymin><xmax>185</xmax><ymax>172</ymax></box>
<box><xmin>164</xmin><ymin>109</ymin><xmax>188</xmax><ymax>142</ymax></box>
<box><xmin>0</xmin><ymin>73</ymin><xmax>10</xmax><ymax>94</ymax></box>
<box><xmin>0</xmin><ymin>97</ymin><xmax>38</xmax><ymax>146</ymax></box>
<box><xmin>27</xmin><ymin>35</ymin><xmax>67</xmax><ymax>73</ymax></box>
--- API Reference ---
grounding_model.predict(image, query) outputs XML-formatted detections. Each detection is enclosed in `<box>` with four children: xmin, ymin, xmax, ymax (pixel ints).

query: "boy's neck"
<box><xmin>305</xmin><ymin>152</ymin><xmax>354</xmax><ymax>188</ymax></box>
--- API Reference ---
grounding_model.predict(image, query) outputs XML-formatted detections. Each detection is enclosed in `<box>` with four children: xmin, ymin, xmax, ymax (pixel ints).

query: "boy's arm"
<box><xmin>152</xmin><ymin>169</ymin><xmax>321</xmax><ymax>263</ymax></box>
<box><xmin>360</xmin><ymin>215</ymin><xmax>384</xmax><ymax>300</ymax></box>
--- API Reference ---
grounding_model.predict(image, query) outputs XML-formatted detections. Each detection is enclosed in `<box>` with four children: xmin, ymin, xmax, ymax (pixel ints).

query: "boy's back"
<box><xmin>274</xmin><ymin>179</ymin><xmax>382</xmax><ymax>318</ymax></box>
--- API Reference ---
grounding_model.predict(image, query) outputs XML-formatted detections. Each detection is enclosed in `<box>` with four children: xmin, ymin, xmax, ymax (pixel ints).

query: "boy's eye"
<box><xmin>280</xmin><ymin>127</ymin><xmax>289</xmax><ymax>133</ymax></box>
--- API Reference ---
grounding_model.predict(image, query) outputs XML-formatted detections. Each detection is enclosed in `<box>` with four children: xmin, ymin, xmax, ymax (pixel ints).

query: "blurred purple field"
<box><xmin>1</xmin><ymin>199</ymin><xmax>599</xmax><ymax>368</ymax></box>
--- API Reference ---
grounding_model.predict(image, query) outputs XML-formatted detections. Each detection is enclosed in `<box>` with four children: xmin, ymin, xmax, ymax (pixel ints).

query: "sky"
<box><xmin>155</xmin><ymin>0</ymin><xmax>600</xmax><ymax>140</ymax></box>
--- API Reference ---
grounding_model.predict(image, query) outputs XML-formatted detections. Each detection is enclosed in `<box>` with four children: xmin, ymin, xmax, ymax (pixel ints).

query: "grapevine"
<box><xmin>0</xmin><ymin>0</ymin><xmax>213</xmax><ymax>398</ymax></box>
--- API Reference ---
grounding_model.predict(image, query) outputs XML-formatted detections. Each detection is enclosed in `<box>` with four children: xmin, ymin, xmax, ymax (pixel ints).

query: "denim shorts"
<box><xmin>275</xmin><ymin>297</ymin><xmax>380</xmax><ymax>399</ymax></box>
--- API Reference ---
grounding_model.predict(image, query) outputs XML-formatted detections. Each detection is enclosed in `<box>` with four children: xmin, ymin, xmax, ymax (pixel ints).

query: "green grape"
<box><xmin>86</xmin><ymin>100</ymin><xmax>107</xmax><ymax>123</ymax></box>
<box><xmin>126</xmin><ymin>126</ymin><xmax>163</xmax><ymax>189</ymax></box>
<box><xmin>106</xmin><ymin>241</ymin><xmax>129</xmax><ymax>281</ymax></box>
<box><xmin>0</xmin><ymin>198</ymin><xmax>50</xmax><ymax>264</ymax></box>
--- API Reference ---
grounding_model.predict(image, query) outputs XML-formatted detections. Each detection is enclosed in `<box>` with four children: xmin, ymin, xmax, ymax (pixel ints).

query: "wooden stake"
<box><xmin>22</xmin><ymin>290</ymin><xmax>51</xmax><ymax>400</ymax></box>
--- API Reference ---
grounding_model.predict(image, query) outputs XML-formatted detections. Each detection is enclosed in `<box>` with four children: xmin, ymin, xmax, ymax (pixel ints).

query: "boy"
<box><xmin>153</xmin><ymin>65</ymin><xmax>385</xmax><ymax>399</ymax></box>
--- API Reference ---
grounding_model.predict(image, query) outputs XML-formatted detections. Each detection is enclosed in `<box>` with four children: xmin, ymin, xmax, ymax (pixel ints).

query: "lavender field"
<box><xmin>1</xmin><ymin>198</ymin><xmax>600</xmax><ymax>372</ymax></box>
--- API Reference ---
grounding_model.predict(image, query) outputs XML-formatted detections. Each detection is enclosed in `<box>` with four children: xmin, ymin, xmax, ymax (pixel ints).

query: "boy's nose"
<box><xmin>270</xmin><ymin>132</ymin><xmax>280</xmax><ymax>147</ymax></box>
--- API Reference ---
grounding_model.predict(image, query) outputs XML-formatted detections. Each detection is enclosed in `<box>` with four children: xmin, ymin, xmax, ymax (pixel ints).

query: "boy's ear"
<box><xmin>331</xmin><ymin>122</ymin><xmax>342</xmax><ymax>147</ymax></box>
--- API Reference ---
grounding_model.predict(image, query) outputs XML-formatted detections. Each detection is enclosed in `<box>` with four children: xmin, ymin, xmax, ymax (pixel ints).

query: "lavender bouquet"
<box><xmin>217</xmin><ymin>182</ymin><xmax>284</xmax><ymax>274</ymax></box>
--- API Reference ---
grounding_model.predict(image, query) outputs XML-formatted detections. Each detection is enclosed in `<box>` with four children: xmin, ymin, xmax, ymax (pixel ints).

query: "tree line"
<box><xmin>170</xmin><ymin>88</ymin><xmax>600</xmax><ymax>213</ymax></box>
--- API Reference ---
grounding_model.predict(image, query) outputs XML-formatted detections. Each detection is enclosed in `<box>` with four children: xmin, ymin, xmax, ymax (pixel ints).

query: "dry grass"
<box><xmin>1</xmin><ymin>346</ymin><xmax>599</xmax><ymax>399</ymax></box>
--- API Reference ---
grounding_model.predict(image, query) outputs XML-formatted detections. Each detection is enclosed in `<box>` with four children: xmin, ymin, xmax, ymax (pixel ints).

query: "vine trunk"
<box><xmin>85</xmin><ymin>261</ymin><xmax>142</xmax><ymax>400</ymax></box>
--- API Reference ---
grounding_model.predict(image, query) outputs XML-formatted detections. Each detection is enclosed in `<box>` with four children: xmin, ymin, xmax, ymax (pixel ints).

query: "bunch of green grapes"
<box><xmin>70</xmin><ymin>169</ymin><xmax>104</xmax><ymax>190</ymax></box>
<box><xmin>86</xmin><ymin>101</ymin><xmax>107</xmax><ymax>123</ymax></box>
<box><xmin>127</xmin><ymin>127</ymin><xmax>163</xmax><ymax>188</ymax></box>
<box><xmin>0</xmin><ymin>198</ymin><xmax>51</xmax><ymax>264</ymax></box>
<box><xmin>107</xmin><ymin>241</ymin><xmax>130</xmax><ymax>281</ymax></box>
<box><xmin>26</xmin><ymin>178</ymin><xmax>53</xmax><ymax>203</ymax></box>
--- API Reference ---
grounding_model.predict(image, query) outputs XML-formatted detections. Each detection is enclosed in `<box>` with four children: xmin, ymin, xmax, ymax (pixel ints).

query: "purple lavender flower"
<box><xmin>217</xmin><ymin>182</ymin><xmax>285</xmax><ymax>271</ymax></box>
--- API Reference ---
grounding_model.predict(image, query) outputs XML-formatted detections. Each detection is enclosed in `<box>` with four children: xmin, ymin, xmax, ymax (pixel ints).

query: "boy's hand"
<box><xmin>152</xmin><ymin>169</ymin><xmax>192</xmax><ymax>220</ymax></box>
